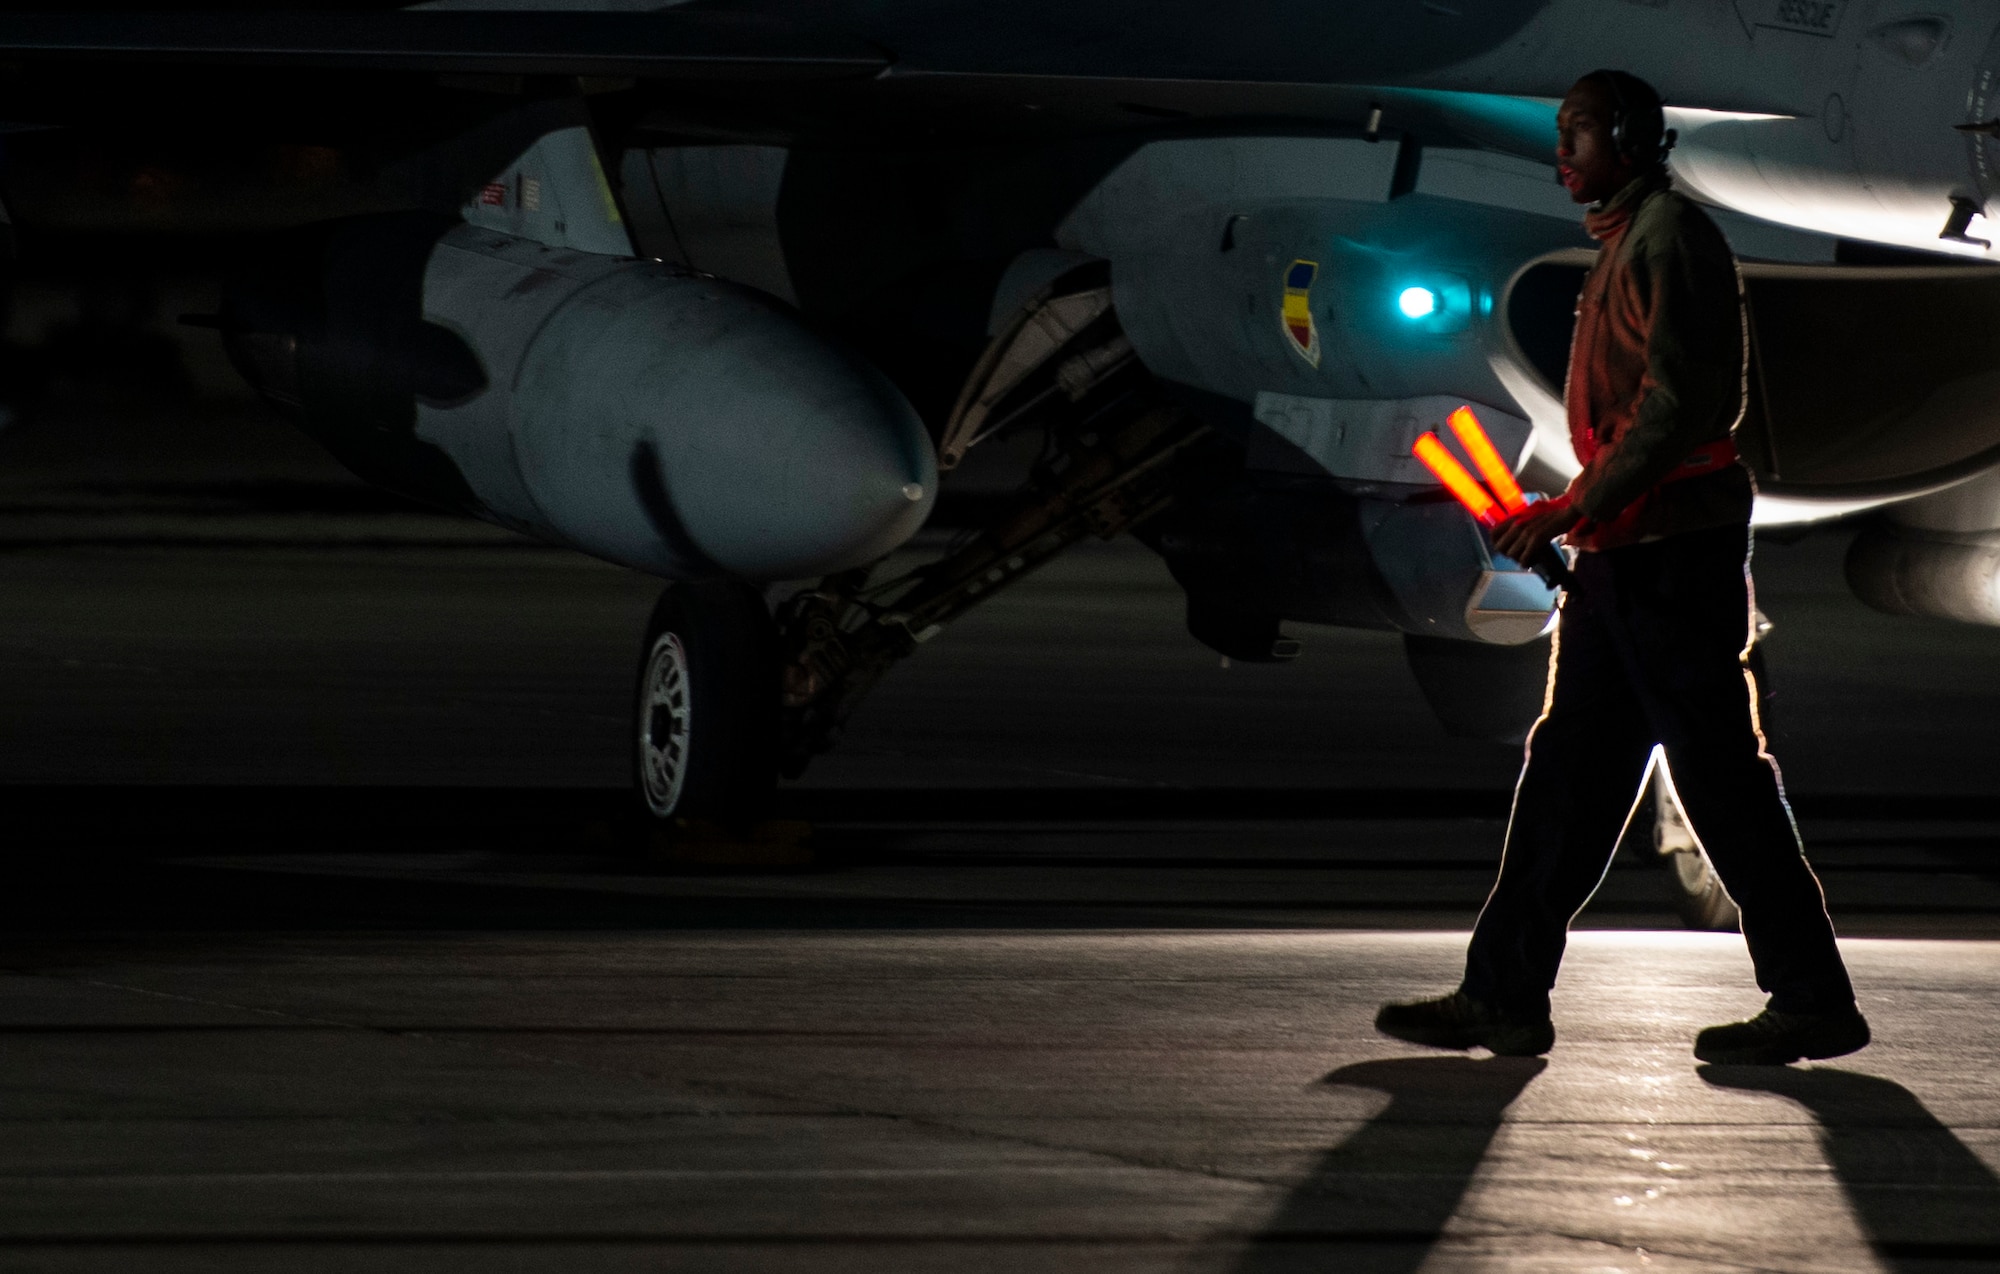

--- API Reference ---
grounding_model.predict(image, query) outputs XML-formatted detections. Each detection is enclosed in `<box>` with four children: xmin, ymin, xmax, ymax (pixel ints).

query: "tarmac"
<box><xmin>6</xmin><ymin>925</ymin><xmax>1998</xmax><ymax>1273</ymax></box>
<box><xmin>1</xmin><ymin>397</ymin><xmax>1997</xmax><ymax>1271</ymax></box>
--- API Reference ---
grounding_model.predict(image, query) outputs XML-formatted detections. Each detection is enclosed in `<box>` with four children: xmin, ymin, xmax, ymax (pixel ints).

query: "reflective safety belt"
<box><xmin>1663</xmin><ymin>438</ymin><xmax>1738</xmax><ymax>483</ymax></box>
<box><xmin>1571</xmin><ymin>437</ymin><xmax>1743</xmax><ymax>550</ymax></box>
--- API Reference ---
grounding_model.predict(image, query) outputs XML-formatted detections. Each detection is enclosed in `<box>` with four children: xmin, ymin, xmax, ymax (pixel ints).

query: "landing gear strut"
<box><xmin>622</xmin><ymin>267</ymin><xmax>1213</xmax><ymax>826</ymax></box>
<box><xmin>1650</xmin><ymin>628</ymin><xmax>1774</xmax><ymax>931</ymax></box>
<box><xmin>774</xmin><ymin>266</ymin><xmax>1214</xmax><ymax>776</ymax></box>
<box><xmin>1651</xmin><ymin>761</ymin><xmax>1741</xmax><ymax>932</ymax></box>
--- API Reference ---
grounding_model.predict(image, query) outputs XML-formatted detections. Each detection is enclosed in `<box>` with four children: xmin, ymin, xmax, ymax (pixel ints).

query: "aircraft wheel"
<box><xmin>1668</xmin><ymin>844</ymin><xmax>1741</xmax><ymax>932</ymax></box>
<box><xmin>633</xmin><ymin>579</ymin><xmax>780</xmax><ymax>824</ymax></box>
<box><xmin>1651</xmin><ymin>767</ymin><xmax>1741</xmax><ymax>932</ymax></box>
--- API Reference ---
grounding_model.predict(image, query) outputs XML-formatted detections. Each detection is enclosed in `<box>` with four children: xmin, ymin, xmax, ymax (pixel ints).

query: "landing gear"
<box><xmin>633</xmin><ymin>579</ymin><xmax>780</xmax><ymax>824</ymax></box>
<box><xmin>624</xmin><ymin>266</ymin><xmax>1209</xmax><ymax>828</ymax></box>
<box><xmin>1651</xmin><ymin>760</ymin><xmax>1742</xmax><ymax>932</ymax></box>
<box><xmin>770</xmin><ymin>264</ymin><xmax>1215</xmax><ymax>775</ymax></box>
<box><xmin>1654</xmin><ymin>629</ymin><xmax>1774</xmax><ymax>931</ymax></box>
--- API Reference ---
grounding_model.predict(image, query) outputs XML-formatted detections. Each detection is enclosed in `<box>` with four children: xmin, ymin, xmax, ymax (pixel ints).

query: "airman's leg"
<box><xmin>1460</xmin><ymin>550</ymin><xmax>1657</xmax><ymax>1021</ymax></box>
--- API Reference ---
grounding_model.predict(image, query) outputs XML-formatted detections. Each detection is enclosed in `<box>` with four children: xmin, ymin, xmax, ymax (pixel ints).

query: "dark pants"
<box><xmin>1462</xmin><ymin>524</ymin><xmax>1854</xmax><ymax>1019</ymax></box>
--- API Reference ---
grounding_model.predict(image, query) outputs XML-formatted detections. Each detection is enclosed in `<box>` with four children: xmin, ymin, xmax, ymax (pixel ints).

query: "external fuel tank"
<box><xmin>221</xmin><ymin>214</ymin><xmax>935</xmax><ymax>581</ymax></box>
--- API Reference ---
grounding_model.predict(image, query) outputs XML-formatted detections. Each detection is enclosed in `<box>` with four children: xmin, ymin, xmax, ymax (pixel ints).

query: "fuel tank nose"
<box><xmin>628</xmin><ymin>305</ymin><xmax>938</xmax><ymax>578</ymax></box>
<box><xmin>413</xmin><ymin>229</ymin><xmax>935</xmax><ymax>580</ymax></box>
<box><xmin>219</xmin><ymin>220</ymin><xmax>935</xmax><ymax>581</ymax></box>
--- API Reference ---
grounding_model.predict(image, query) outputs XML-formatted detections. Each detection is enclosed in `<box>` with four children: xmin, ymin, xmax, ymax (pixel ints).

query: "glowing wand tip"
<box><xmin>1412</xmin><ymin>431</ymin><xmax>1503</xmax><ymax>526</ymax></box>
<box><xmin>1447</xmin><ymin>405</ymin><xmax>1528</xmax><ymax>516</ymax></box>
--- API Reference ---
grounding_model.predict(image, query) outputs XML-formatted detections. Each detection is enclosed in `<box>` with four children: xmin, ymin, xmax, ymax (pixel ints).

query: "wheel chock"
<box><xmin>645</xmin><ymin>818</ymin><xmax>815</xmax><ymax>870</ymax></box>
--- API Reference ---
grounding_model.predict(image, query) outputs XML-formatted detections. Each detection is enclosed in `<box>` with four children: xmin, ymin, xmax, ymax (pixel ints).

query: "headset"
<box><xmin>1584</xmin><ymin>69</ymin><xmax>1678</xmax><ymax>168</ymax></box>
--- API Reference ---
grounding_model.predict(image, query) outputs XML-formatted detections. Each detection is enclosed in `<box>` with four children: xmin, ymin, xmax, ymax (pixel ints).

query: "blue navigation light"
<box><xmin>1398</xmin><ymin>286</ymin><xmax>1439</xmax><ymax>319</ymax></box>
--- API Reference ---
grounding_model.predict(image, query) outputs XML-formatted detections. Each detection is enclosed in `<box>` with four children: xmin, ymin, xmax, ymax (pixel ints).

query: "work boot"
<box><xmin>1694</xmin><ymin>1005</ymin><xmax>1871</xmax><ymax>1065</ymax></box>
<box><xmin>1374</xmin><ymin>990</ymin><xmax>1555</xmax><ymax>1056</ymax></box>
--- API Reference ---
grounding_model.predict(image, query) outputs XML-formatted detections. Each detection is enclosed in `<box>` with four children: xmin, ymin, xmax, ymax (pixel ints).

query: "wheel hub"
<box><xmin>638</xmin><ymin>633</ymin><xmax>691</xmax><ymax>817</ymax></box>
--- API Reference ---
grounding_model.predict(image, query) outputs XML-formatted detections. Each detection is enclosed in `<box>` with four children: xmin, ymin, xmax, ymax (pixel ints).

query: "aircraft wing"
<box><xmin>0</xmin><ymin>11</ymin><xmax>889</xmax><ymax>81</ymax></box>
<box><xmin>0</xmin><ymin>7</ymin><xmax>1582</xmax><ymax>161</ymax></box>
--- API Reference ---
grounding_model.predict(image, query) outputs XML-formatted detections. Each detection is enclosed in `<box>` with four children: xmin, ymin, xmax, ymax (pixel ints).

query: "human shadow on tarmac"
<box><xmin>1234</xmin><ymin>1054</ymin><xmax>1545</xmax><ymax>1273</ymax></box>
<box><xmin>1700</xmin><ymin>1065</ymin><xmax>2000</xmax><ymax>1269</ymax></box>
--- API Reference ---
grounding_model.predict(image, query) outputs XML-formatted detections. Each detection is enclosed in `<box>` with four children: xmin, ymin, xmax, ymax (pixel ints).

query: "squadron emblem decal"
<box><xmin>1281</xmin><ymin>259</ymin><xmax>1321</xmax><ymax>367</ymax></box>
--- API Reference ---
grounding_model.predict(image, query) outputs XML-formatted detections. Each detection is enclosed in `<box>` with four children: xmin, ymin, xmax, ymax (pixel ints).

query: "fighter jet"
<box><xmin>1</xmin><ymin>4</ymin><xmax>1996</xmax><ymax>915</ymax></box>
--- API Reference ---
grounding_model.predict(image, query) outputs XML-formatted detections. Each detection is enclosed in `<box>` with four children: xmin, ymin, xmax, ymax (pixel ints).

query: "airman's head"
<box><xmin>1557</xmin><ymin>71</ymin><xmax>1669</xmax><ymax>204</ymax></box>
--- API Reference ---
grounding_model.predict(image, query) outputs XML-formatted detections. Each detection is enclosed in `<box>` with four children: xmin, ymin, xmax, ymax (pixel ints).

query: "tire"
<box><xmin>1652</xmin><ymin>764</ymin><xmax>1741</xmax><ymax>932</ymax></box>
<box><xmin>633</xmin><ymin>579</ymin><xmax>780</xmax><ymax>824</ymax></box>
<box><xmin>1667</xmin><ymin>843</ymin><xmax>1741</xmax><ymax>932</ymax></box>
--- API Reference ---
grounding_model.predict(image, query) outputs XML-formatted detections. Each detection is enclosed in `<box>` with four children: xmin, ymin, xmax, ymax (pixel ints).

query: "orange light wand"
<box><xmin>1447</xmin><ymin>405</ymin><xmax>1528</xmax><ymax>516</ymax></box>
<box><xmin>1413</xmin><ymin>426</ymin><xmax>1572</xmax><ymax>588</ymax></box>
<box><xmin>1412</xmin><ymin>431</ymin><xmax>1503</xmax><ymax>526</ymax></box>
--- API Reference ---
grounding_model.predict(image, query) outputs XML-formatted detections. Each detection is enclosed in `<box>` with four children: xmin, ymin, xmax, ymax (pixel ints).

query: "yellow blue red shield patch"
<box><xmin>1281</xmin><ymin>259</ymin><xmax>1320</xmax><ymax>367</ymax></box>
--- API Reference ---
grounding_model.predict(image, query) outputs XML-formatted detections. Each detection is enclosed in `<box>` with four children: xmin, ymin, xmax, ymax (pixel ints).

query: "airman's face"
<box><xmin>1555</xmin><ymin>80</ymin><xmax>1637</xmax><ymax>204</ymax></box>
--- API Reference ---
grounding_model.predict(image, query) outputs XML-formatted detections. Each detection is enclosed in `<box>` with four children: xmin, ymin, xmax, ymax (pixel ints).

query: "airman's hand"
<box><xmin>1492</xmin><ymin>495</ymin><xmax>1581</xmax><ymax>565</ymax></box>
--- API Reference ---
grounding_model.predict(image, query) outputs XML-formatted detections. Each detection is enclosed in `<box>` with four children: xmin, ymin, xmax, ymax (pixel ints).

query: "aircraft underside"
<box><xmin>3</xmin><ymin>3</ymin><xmax>2000</xmax><ymax>930</ymax></box>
